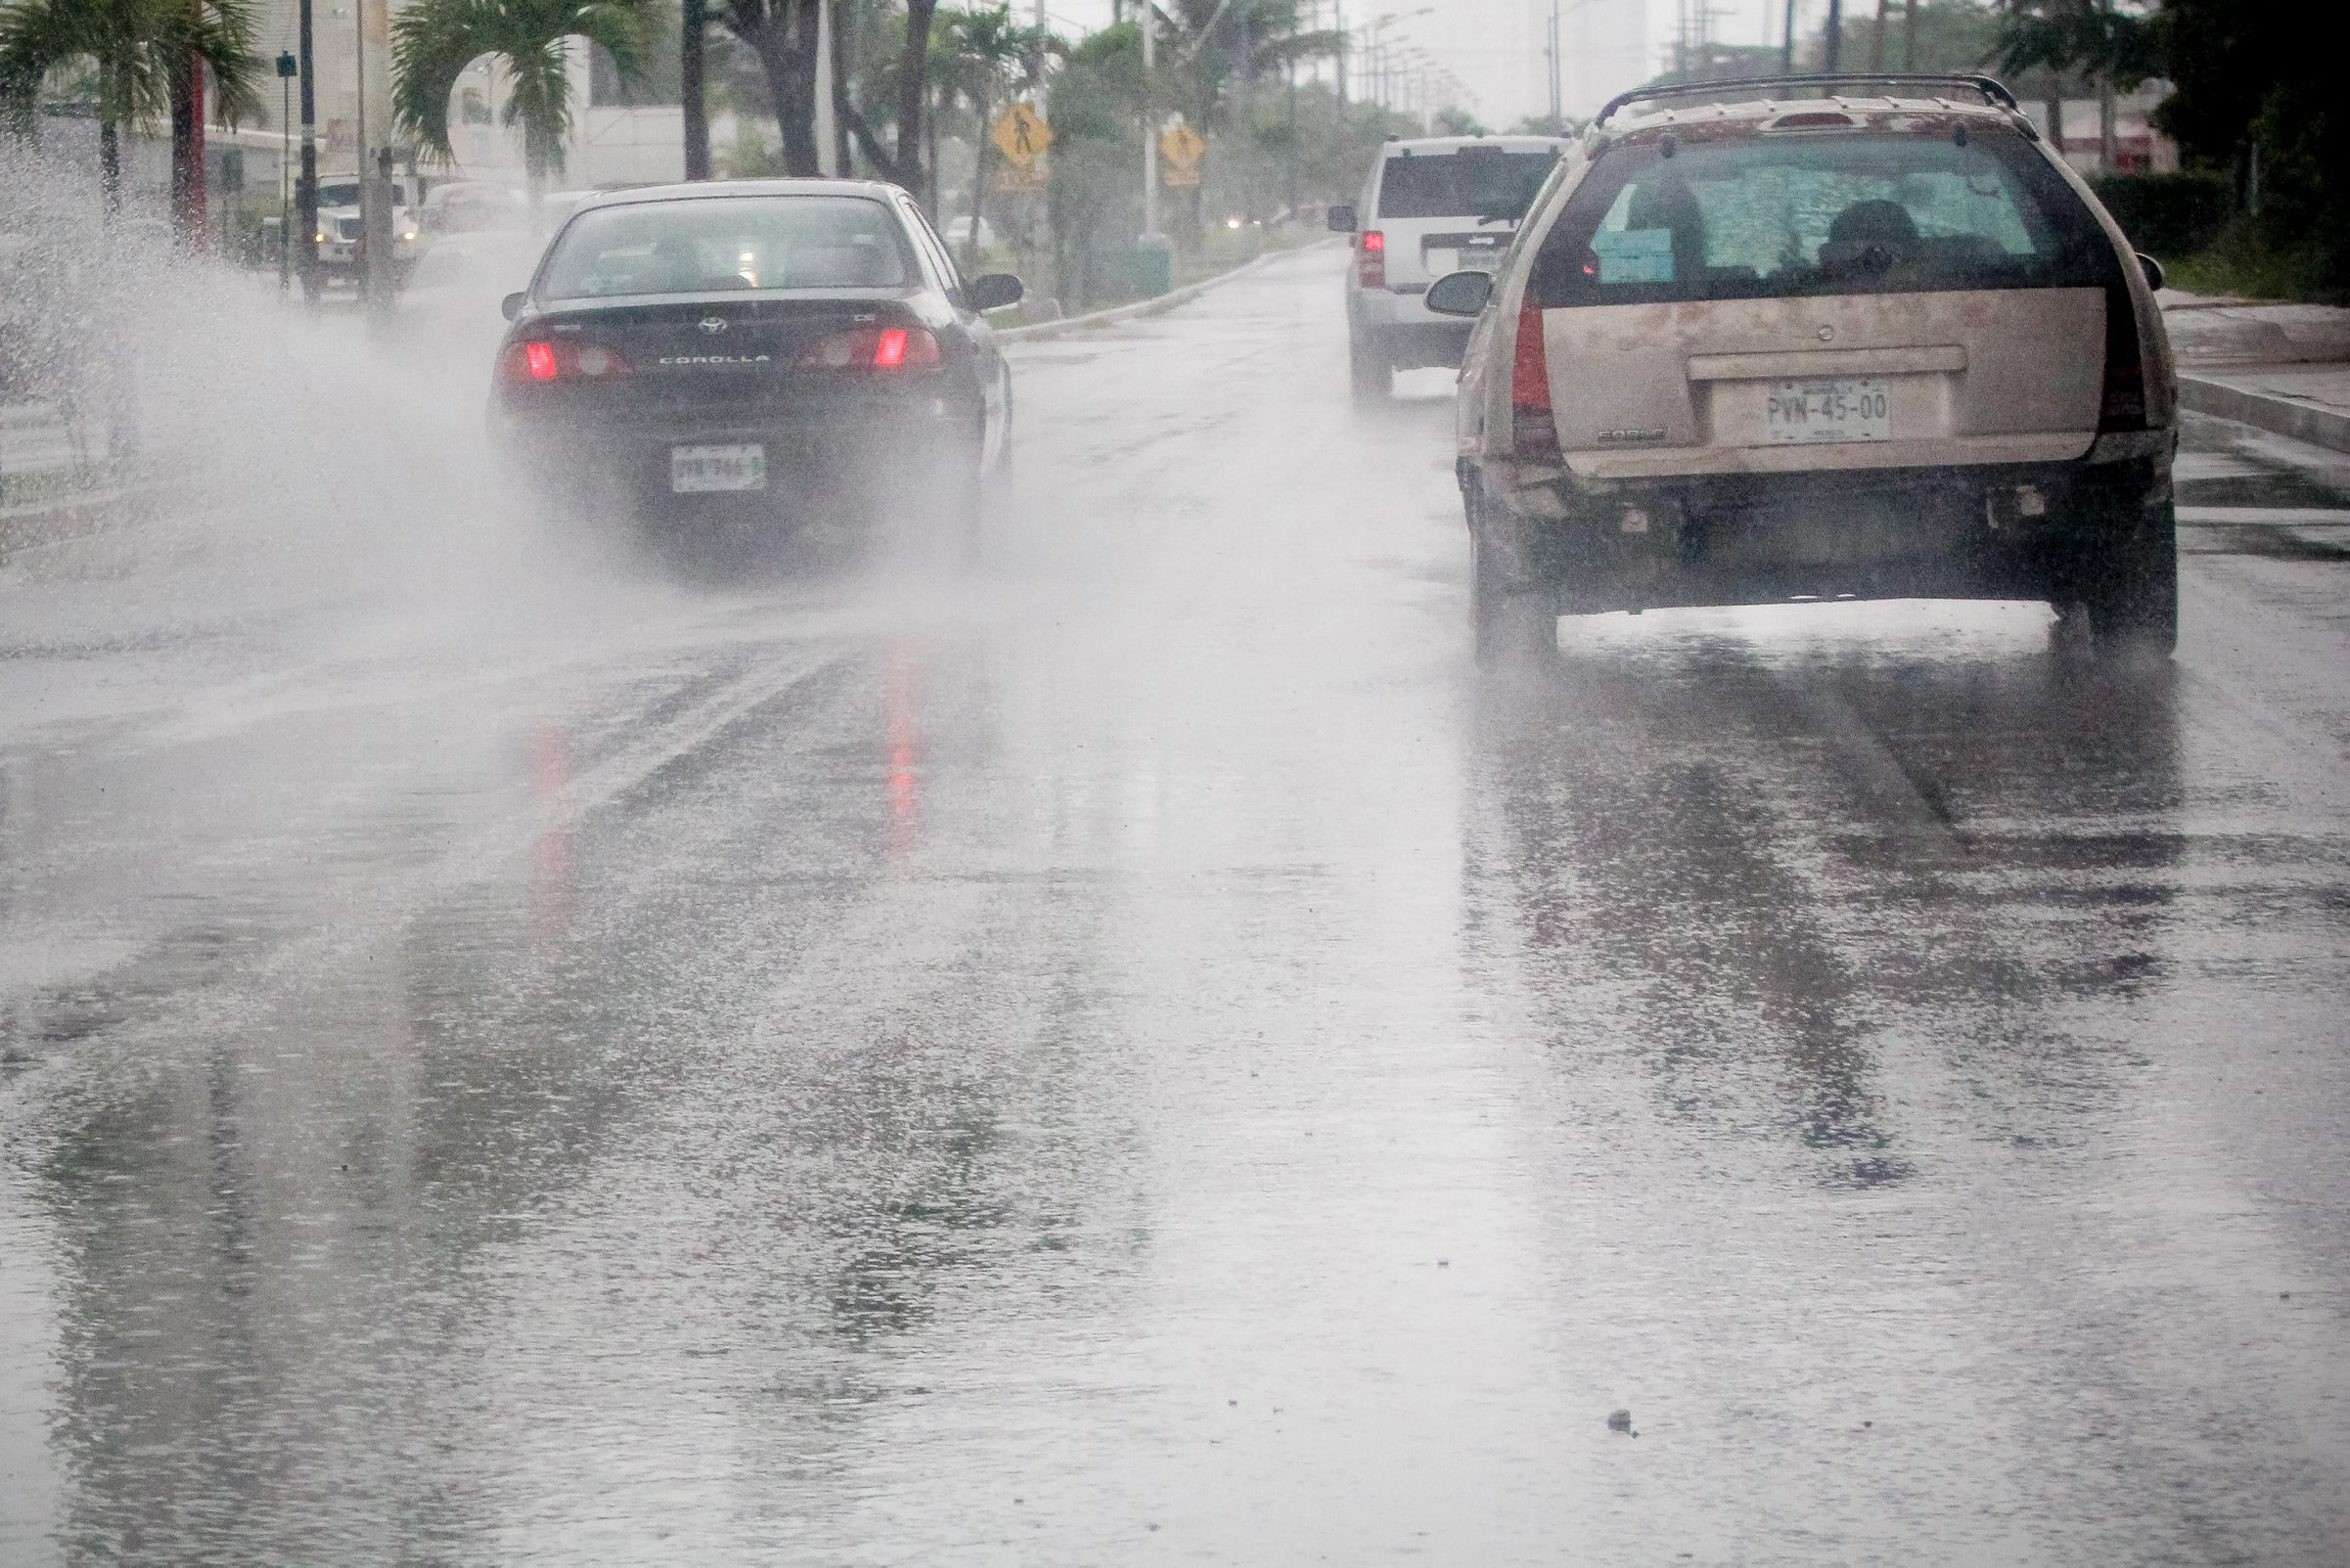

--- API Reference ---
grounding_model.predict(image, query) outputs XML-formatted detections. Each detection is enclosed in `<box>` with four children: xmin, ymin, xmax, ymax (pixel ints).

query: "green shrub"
<box><xmin>2088</xmin><ymin>170</ymin><xmax>2234</xmax><ymax>258</ymax></box>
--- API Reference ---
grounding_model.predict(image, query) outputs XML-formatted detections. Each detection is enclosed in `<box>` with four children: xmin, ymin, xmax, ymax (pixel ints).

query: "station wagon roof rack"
<box><xmin>1593</xmin><ymin>73</ymin><xmax>2019</xmax><ymax>128</ymax></box>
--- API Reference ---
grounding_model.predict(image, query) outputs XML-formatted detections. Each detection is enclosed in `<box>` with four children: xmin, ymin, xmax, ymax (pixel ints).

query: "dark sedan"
<box><xmin>489</xmin><ymin>179</ymin><xmax>1021</xmax><ymax>559</ymax></box>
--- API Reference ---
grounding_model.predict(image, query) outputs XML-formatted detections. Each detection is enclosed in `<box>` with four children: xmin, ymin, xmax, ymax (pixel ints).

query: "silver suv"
<box><xmin>1329</xmin><ymin>135</ymin><xmax>1569</xmax><ymax>400</ymax></box>
<box><xmin>1428</xmin><ymin>76</ymin><xmax>2178</xmax><ymax>663</ymax></box>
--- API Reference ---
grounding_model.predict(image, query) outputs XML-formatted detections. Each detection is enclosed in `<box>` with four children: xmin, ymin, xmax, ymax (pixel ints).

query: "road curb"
<box><xmin>2178</xmin><ymin>373</ymin><xmax>2350</xmax><ymax>456</ymax></box>
<box><xmin>0</xmin><ymin>483</ymin><xmax>160</xmax><ymax>564</ymax></box>
<box><xmin>997</xmin><ymin>239</ymin><xmax>1336</xmax><ymax>345</ymax></box>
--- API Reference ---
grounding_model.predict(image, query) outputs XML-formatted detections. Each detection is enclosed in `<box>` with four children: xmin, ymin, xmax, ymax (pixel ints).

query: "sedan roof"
<box><xmin>572</xmin><ymin>178</ymin><xmax>912</xmax><ymax>213</ymax></box>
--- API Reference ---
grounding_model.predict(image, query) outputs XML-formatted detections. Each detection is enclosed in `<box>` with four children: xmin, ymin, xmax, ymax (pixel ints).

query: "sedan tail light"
<box><xmin>795</xmin><ymin>325</ymin><xmax>942</xmax><ymax>370</ymax></box>
<box><xmin>499</xmin><ymin>339</ymin><xmax>631</xmax><ymax>385</ymax></box>
<box><xmin>1511</xmin><ymin>305</ymin><xmax>1559</xmax><ymax>457</ymax></box>
<box><xmin>1357</xmin><ymin>229</ymin><xmax>1386</xmax><ymax>289</ymax></box>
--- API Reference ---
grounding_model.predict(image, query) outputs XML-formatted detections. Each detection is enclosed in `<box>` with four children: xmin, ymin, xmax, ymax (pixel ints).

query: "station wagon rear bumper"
<box><xmin>1469</xmin><ymin>449</ymin><xmax>2171</xmax><ymax>615</ymax></box>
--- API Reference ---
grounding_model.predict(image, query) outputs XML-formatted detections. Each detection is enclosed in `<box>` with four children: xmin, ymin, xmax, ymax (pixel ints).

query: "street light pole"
<box><xmin>277</xmin><ymin>51</ymin><xmax>295</xmax><ymax>295</ymax></box>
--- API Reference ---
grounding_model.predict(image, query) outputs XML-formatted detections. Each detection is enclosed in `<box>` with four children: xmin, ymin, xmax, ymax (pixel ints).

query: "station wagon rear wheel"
<box><xmin>1471</xmin><ymin>503</ymin><xmax>1555</xmax><ymax>667</ymax></box>
<box><xmin>2081</xmin><ymin>503</ymin><xmax>2179</xmax><ymax>657</ymax></box>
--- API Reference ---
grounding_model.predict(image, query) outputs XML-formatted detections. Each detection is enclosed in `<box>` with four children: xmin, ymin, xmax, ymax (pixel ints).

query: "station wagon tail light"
<box><xmin>796</xmin><ymin>325</ymin><xmax>942</xmax><ymax>370</ymax></box>
<box><xmin>523</xmin><ymin>341</ymin><xmax>559</xmax><ymax>381</ymax></box>
<box><xmin>1511</xmin><ymin>305</ymin><xmax>1560</xmax><ymax>456</ymax></box>
<box><xmin>2098</xmin><ymin>286</ymin><xmax>2148</xmax><ymax>431</ymax></box>
<box><xmin>1358</xmin><ymin>229</ymin><xmax>1386</xmax><ymax>288</ymax></box>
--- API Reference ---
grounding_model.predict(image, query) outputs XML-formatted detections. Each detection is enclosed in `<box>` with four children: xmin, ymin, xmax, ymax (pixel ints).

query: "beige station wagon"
<box><xmin>1429</xmin><ymin>74</ymin><xmax>2178</xmax><ymax>663</ymax></box>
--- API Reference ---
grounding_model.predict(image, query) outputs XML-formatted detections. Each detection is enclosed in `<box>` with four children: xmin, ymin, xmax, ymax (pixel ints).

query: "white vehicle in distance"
<box><xmin>311</xmin><ymin>173</ymin><xmax>422</xmax><ymax>283</ymax></box>
<box><xmin>942</xmin><ymin>214</ymin><xmax>999</xmax><ymax>253</ymax></box>
<box><xmin>1328</xmin><ymin>133</ymin><xmax>1570</xmax><ymax>401</ymax></box>
<box><xmin>419</xmin><ymin>180</ymin><xmax>528</xmax><ymax>237</ymax></box>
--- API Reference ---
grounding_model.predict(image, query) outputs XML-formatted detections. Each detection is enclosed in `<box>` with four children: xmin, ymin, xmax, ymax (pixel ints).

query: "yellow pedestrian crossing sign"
<box><xmin>1159</xmin><ymin>122</ymin><xmax>1206</xmax><ymax>181</ymax></box>
<box><xmin>991</xmin><ymin>102</ymin><xmax>1052</xmax><ymax>167</ymax></box>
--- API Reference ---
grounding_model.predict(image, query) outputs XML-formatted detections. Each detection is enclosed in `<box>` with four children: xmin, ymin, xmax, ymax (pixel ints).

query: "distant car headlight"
<box><xmin>314</xmin><ymin>231</ymin><xmax>326</xmax><ymax>243</ymax></box>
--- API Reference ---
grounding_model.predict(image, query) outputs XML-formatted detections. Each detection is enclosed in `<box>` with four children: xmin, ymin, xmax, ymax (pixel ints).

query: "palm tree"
<box><xmin>391</xmin><ymin>0</ymin><xmax>653</xmax><ymax>200</ymax></box>
<box><xmin>1996</xmin><ymin>0</ymin><xmax>2158</xmax><ymax>169</ymax></box>
<box><xmin>1159</xmin><ymin>0</ymin><xmax>1338</xmax><ymax>130</ymax></box>
<box><xmin>936</xmin><ymin>3</ymin><xmax>1051</xmax><ymax>265</ymax></box>
<box><xmin>0</xmin><ymin>0</ymin><xmax>261</xmax><ymax>215</ymax></box>
<box><xmin>711</xmin><ymin>0</ymin><xmax>821</xmax><ymax>175</ymax></box>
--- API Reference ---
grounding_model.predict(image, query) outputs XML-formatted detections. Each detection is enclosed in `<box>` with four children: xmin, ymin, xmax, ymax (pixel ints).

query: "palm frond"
<box><xmin>392</xmin><ymin>0</ymin><xmax>654</xmax><ymax>166</ymax></box>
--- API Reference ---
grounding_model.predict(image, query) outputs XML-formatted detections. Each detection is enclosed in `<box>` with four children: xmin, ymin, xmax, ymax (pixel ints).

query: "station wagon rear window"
<box><xmin>1376</xmin><ymin>148</ymin><xmax>1561</xmax><ymax>220</ymax></box>
<box><xmin>1528</xmin><ymin>131</ymin><xmax>2114</xmax><ymax>306</ymax></box>
<box><xmin>539</xmin><ymin>195</ymin><xmax>916</xmax><ymax>299</ymax></box>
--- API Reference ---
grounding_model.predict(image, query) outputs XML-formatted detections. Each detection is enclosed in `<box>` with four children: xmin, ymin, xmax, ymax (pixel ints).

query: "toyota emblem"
<box><xmin>1816</xmin><ymin>325</ymin><xmax>1835</xmax><ymax>342</ymax></box>
<box><xmin>699</xmin><ymin>316</ymin><xmax>728</xmax><ymax>334</ymax></box>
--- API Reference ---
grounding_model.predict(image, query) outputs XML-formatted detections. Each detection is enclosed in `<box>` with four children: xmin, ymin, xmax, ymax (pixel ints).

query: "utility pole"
<box><xmin>1782</xmin><ymin>0</ymin><xmax>1796</xmax><ymax>73</ymax></box>
<box><xmin>357</xmin><ymin>0</ymin><xmax>396</xmax><ymax>322</ymax></box>
<box><xmin>1823</xmin><ymin>0</ymin><xmax>1842</xmax><ymax>72</ymax></box>
<box><xmin>1335</xmin><ymin>0</ymin><xmax>1347</xmax><ymax>106</ymax></box>
<box><xmin>1547</xmin><ymin>0</ymin><xmax>1561</xmax><ymax>123</ymax></box>
<box><xmin>682</xmin><ymin>0</ymin><xmax>709</xmax><ymax>179</ymax></box>
<box><xmin>297</xmin><ymin>0</ymin><xmax>319</xmax><ymax>303</ymax></box>
<box><xmin>1140</xmin><ymin>1</ymin><xmax>1164</xmax><ymax>254</ymax></box>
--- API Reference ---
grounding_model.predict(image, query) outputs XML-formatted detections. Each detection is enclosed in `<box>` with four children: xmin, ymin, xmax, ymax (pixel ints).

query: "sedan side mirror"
<box><xmin>1425</xmin><ymin>269</ymin><xmax>1494</xmax><ymax>318</ymax></box>
<box><xmin>1326</xmin><ymin>204</ymin><xmax>1357</xmax><ymax>234</ymax></box>
<box><xmin>2136</xmin><ymin>251</ymin><xmax>2165</xmax><ymax>293</ymax></box>
<box><xmin>970</xmin><ymin>272</ymin><xmax>1024</xmax><ymax>312</ymax></box>
<box><xmin>500</xmin><ymin>290</ymin><xmax>525</xmax><ymax>321</ymax></box>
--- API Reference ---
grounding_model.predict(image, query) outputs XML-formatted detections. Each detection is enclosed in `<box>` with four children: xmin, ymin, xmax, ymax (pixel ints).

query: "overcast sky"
<box><xmin>1036</xmin><ymin>0</ymin><xmax>1828</xmax><ymax>127</ymax></box>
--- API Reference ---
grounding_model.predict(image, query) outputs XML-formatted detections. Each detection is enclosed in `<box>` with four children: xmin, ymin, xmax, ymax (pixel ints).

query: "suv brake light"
<box><xmin>1358</xmin><ymin>229</ymin><xmax>1386</xmax><ymax>289</ymax></box>
<box><xmin>1511</xmin><ymin>305</ymin><xmax>1559</xmax><ymax>456</ymax></box>
<box><xmin>2098</xmin><ymin>285</ymin><xmax>2148</xmax><ymax>431</ymax></box>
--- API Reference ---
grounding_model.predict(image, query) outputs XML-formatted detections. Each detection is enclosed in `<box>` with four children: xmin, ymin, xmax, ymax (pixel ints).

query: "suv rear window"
<box><xmin>1528</xmin><ymin>130</ymin><xmax>2114</xmax><ymax>306</ymax></box>
<box><xmin>1376</xmin><ymin>148</ymin><xmax>1560</xmax><ymax>220</ymax></box>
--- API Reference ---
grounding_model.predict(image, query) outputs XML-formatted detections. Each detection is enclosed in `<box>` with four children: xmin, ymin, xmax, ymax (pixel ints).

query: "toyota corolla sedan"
<box><xmin>1429</xmin><ymin>74</ymin><xmax>2178</xmax><ymax>665</ymax></box>
<box><xmin>489</xmin><ymin>179</ymin><xmax>1021</xmax><ymax>561</ymax></box>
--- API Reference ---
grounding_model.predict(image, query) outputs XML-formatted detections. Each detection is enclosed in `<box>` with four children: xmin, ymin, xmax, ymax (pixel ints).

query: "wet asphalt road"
<box><xmin>4</xmin><ymin>247</ymin><xmax>2350</xmax><ymax>1563</ymax></box>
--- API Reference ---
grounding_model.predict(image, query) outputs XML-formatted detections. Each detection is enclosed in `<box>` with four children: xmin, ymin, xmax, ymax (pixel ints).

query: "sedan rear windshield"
<box><xmin>1376</xmin><ymin>148</ymin><xmax>1560</xmax><ymax>220</ymax></box>
<box><xmin>1527</xmin><ymin>130</ymin><xmax>2115</xmax><ymax>307</ymax></box>
<box><xmin>539</xmin><ymin>195</ymin><xmax>915</xmax><ymax>299</ymax></box>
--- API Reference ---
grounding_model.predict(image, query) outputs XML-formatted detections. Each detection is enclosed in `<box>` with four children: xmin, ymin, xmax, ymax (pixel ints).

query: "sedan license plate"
<box><xmin>671</xmin><ymin>444</ymin><xmax>766</xmax><ymax>493</ymax></box>
<box><xmin>1764</xmin><ymin>378</ymin><xmax>1890</xmax><ymax>444</ymax></box>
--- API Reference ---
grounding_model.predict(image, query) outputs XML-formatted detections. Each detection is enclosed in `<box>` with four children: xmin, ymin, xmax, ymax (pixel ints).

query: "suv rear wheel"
<box><xmin>1350</xmin><ymin>337</ymin><xmax>1392</xmax><ymax>402</ymax></box>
